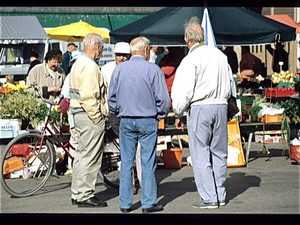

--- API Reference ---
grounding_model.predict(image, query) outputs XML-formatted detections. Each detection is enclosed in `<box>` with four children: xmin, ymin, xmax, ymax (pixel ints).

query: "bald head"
<box><xmin>130</xmin><ymin>37</ymin><xmax>151</xmax><ymax>60</ymax></box>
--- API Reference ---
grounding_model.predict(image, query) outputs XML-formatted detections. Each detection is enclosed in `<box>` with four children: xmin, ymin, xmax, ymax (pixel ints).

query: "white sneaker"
<box><xmin>64</xmin><ymin>169</ymin><xmax>72</xmax><ymax>176</ymax></box>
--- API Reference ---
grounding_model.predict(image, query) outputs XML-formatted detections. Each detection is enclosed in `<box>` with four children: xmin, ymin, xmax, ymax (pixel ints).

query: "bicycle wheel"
<box><xmin>1</xmin><ymin>132</ymin><xmax>55</xmax><ymax>197</ymax></box>
<box><xmin>99</xmin><ymin>135</ymin><xmax>121</xmax><ymax>188</ymax></box>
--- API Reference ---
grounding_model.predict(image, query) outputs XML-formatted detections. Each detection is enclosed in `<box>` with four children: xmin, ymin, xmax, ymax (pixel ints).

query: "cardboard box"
<box><xmin>3</xmin><ymin>156</ymin><xmax>24</xmax><ymax>175</ymax></box>
<box><xmin>0</xmin><ymin>119</ymin><xmax>21</xmax><ymax>139</ymax></box>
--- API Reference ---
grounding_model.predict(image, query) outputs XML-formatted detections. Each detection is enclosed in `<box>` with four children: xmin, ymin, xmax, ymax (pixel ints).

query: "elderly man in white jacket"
<box><xmin>171</xmin><ymin>17</ymin><xmax>235</xmax><ymax>209</ymax></box>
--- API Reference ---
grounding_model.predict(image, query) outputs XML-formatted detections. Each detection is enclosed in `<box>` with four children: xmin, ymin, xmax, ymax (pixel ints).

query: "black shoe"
<box><xmin>120</xmin><ymin>208</ymin><xmax>131</xmax><ymax>213</ymax></box>
<box><xmin>142</xmin><ymin>204</ymin><xmax>164</xmax><ymax>213</ymax></box>
<box><xmin>77</xmin><ymin>197</ymin><xmax>108</xmax><ymax>207</ymax></box>
<box><xmin>71</xmin><ymin>199</ymin><xmax>77</xmax><ymax>205</ymax></box>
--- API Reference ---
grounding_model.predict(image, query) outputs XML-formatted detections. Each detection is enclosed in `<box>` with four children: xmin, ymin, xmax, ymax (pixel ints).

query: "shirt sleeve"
<box><xmin>61</xmin><ymin>74</ymin><xmax>70</xmax><ymax>98</ymax></box>
<box><xmin>108</xmin><ymin>68</ymin><xmax>118</xmax><ymax>115</ymax></box>
<box><xmin>171</xmin><ymin>58</ymin><xmax>196</xmax><ymax>118</ymax></box>
<box><xmin>153</xmin><ymin>69</ymin><xmax>171</xmax><ymax>119</ymax></box>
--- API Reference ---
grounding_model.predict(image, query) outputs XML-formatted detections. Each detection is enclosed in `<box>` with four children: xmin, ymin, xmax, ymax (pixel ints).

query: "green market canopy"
<box><xmin>110</xmin><ymin>7</ymin><xmax>296</xmax><ymax>46</ymax></box>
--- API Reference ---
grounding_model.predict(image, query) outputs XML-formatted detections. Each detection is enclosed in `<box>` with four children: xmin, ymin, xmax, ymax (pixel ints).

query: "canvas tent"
<box><xmin>265</xmin><ymin>14</ymin><xmax>300</xmax><ymax>33</ymax></box>
<box><xmin>110</xmin><ymin>7</ymin><xmax>296</xmax><ymax>46</ymax></box>
<box><xmin>0</xmin><ymin>16</ymin><xmax>50</xmax><ymax>45</ymax></box>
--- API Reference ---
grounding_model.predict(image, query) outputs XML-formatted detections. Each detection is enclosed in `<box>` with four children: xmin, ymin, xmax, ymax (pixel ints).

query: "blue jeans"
<box><xmin>119</xmin><ymin>117</ymin><xmax>158</xmax><ymax>209</ymax></box>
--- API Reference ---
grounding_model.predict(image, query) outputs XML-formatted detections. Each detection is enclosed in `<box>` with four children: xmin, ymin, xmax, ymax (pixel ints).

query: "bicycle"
<box><xmin>0</xmin><ymin>86</ymin><xmax>121</xmax><ymax>197</ymax></box>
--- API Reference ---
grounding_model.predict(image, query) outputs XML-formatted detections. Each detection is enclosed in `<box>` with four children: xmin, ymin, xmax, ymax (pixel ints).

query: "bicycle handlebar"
<box><xmin>33</xmin><ymin>86</ymin><xmax>64</xmax><ymax>106</ymax></box>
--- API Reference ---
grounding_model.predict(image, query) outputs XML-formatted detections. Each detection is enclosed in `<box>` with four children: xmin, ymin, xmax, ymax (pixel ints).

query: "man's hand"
<box><xmin>48</xmin><ymin>86</ymin><xmax>62</xmax><ymax>93</ymax></box>
<box><xmin>175</xmin><ymin>118</ymin><xmax>185</xmax><ymax>131</ymax></box>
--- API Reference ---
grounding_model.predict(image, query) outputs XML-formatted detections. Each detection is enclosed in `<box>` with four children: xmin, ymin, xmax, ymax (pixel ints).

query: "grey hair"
<box><xmin>83</xmin><ymin>32</ymin><xmax>104</xmax><ymax>48</ymax></box>
<box><xmin>184</xmin><ymin>17</ymin><xmax>204</xmax><ymax>43</ymax></box>
<box><xmin>130</xmin><ymin>36</ymin><xmax>150</xmax><ymax>54</ymax></box>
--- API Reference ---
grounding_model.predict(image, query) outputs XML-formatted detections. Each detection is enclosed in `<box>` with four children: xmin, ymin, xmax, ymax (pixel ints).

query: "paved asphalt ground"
<box><xmin>0</xmin><ymin>141</ymin><xmax>299</xmax><ymax>224</ymax></box>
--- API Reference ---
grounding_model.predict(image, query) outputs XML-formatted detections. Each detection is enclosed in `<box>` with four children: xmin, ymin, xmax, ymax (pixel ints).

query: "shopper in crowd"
<box><xmin>26</xmin><ymin>49</ymin><xmax>65</xmax><ymax>101</ymax></box>
<box><xmin>61</xmin><ymin>42</ymin><xmax>78</xmax><ymax>74</ymax></box>
<box><xmin>223</xmin><ymin>46</ymin><xmax>238</xmax><ymax>74</ymax></box>
<box><xmin>149</xmin><ymin>46</ymin><xmax>164</xmax><ymax>64</ymax></box>
<box><xmin>60</xmin><ymin>50</ymin><xmax>82</xmax><ymax>176</ymax></box>
<box><xmin>69</xmin><ymin>33</ymin><xmax>109</xmax><ymax>208</ymax></box>
<box><xmin>171</xmin><ymin>17</ymin><xmax>235</xmax><ymax>209</ymax></box>
<box><xmin>101</xmin><ymin>42</ymin><xmax>131</xmax><ymax>91</ymax></box>
<box><xmin>109</xmin><ymin>36</ymin><xmax>170</xmax><ymax>213</ymax></box>
<box><xmin>266</xmin><ymin>42</ymin><xmax>289</xmax><ymax>72</ymax></box>
<box><xmin>101</xmin><ymin>42</ymin><xmax>142</xmax><ymax>194</ymax></box>
<box><xmin>27</xmin><ymin>50</ymin><xmax>41</xmax><ymax>75</ymax></box>
<box><xmin>159</xmin><ymin>46</ymin><xmax>186</xmax><ymax>96</ymax></box>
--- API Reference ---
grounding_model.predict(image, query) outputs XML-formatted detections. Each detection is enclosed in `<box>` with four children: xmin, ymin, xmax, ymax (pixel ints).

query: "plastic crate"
<box><xmin>9</xmin><ymin>144</ymin><xmax>31</xmax><ymax>157</ymax></box>
<box><xmin>260</xmin><ymin>114</ymin><xmax>282</xmax><ymax>123</ymax></box>
<box><xmin>158</xmin><ymin>119</ymin><xmax>165</xmax><ymax>129</ymax></box>
<box><xmin>265</xmin><ymin>87</ymin><xmax>298</xmax><ymax>98</ymax></box>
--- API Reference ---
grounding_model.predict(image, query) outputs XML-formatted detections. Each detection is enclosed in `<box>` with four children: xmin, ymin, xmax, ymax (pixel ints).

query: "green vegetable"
<box><xmin>281</xmin><ymin>112</ymin><xmax>290</xmax><ymax>142</ymax></box>
<box><xmin>276</xmin><ymin>99</ymin><xmax>299</xmax><ymax>124</ymax></box>
<box><xmin>248</xmin><ymin>105</ymin><xmax>263</xmax><ymax>121</ymax></box>
<box><xmin>241</xmin><ymin>100</ymin><xmax>247</xmax><ymax>113</ymax></box>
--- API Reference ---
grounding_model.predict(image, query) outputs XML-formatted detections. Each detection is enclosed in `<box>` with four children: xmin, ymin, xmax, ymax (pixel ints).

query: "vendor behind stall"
<box><xmin>240</xmin><ymin>46</ymin><xmax>262</xmax><ymax>77</ymax></box>
<box><xmin>239</xmin><ymin>46</ymin><xmax>263</xmax><ymax>89</ymax></box>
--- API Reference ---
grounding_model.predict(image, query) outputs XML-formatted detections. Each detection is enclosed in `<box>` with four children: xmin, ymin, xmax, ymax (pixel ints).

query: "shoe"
<box><xmin>133</xmin><ymin>185</ymin><xmax>138</xmax><ymax>195</ymax></box>
<box><xmin>77</xmin><ymin>197</ymin><xmax>108</xmax><ymax>207</ymax></box>
<box><xmin>219</xmin><ymin>201</ymin><xmax>226</xmax><ymax>206</ymax></box>
<box><xmin>64</xmin><ymin>169</ymin><xmax>72</xmax><ymax>176</ymax></box>
<box><xmin>71</xmin><ymin>199</ymin><xmax>77</xmax><ymax>205</ymax></box>
<box><xmin>142</xmin><ymin>204</ymin><xmax>164</xmax><ymax>213</ymax></box>
<box><xmin>120</xmin><ymin>208</ymin><xmax>131</xmax><ymax>213</ymax></box>
<box><xmin>192</xmin><ymin>201</ymin><xmax>219</xmax><ymax>209</ymax></box>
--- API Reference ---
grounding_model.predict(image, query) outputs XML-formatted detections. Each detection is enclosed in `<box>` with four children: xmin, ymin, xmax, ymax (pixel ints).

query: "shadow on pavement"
<box><xmin>248</xmin><ymin>148</ymin><xmax>289</xmax><ymax>163</ymax></box>
<box><xmin>156</xmin><ymin>176</ymin><xmax>196</xmax><ymax>207</ymax></box>
<box><xmin>8</xmin><ymin>180</ymin><xmax>72</xmax><ymax>198</ymax></box>
<box><xmin>224</xmin><ymin>172</ymin><xmax>261</xmax><ymax>202</ymax></box>
<box><xmin>155</xmin><ymin>164</ymin><xmax>197</xmax><ymax>207</ymax></box>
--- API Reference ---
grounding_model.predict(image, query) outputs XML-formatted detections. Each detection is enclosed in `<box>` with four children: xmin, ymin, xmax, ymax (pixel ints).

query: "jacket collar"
<box><xmin>42</xmin><ymin>63</ymin><xmax>62</xmax><ymax>79</ymax></box>
<box><xmin>189</xmin><ymin>42</ymin><xmax>205</xmax><ymax>54</ymax></box>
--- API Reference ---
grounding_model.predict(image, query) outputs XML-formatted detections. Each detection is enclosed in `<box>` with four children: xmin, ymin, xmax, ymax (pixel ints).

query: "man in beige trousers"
<box><xmin>69</xmin><ymin>32</ymin><xmax>110</xmax><ymax>207</ymax></box>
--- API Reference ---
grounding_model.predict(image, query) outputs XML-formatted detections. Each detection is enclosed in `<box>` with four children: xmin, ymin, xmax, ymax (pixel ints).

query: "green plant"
<box><xmin>0</xmin><ymin>89</ymin><xmax>45</xmax><ymax>126</ymax></box>
<box><xmin>276</xmin><ymin>99</ymin><xmax>299</xmax><ymax>124</ymax></box>
<box><xmin>248</xmin><ymin>104</ymin><xmax>263</xmax><ymax>121</ymax></box>
<box><xmin>39</xmin><ymin>103</ymin><xmax>68</xmax><ymax>128</ymax></box>
<box><xmin>241</xmin><ymin>100</ymin><xmax>247</xmax><ymax>114</ymax></box>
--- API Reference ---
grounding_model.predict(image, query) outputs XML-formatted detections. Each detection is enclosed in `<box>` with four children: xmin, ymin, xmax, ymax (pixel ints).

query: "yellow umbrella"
<box><xmin>45</xmin><ymin>20</ymin><xmax>110</xmax><ymax>43</ymax></box>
